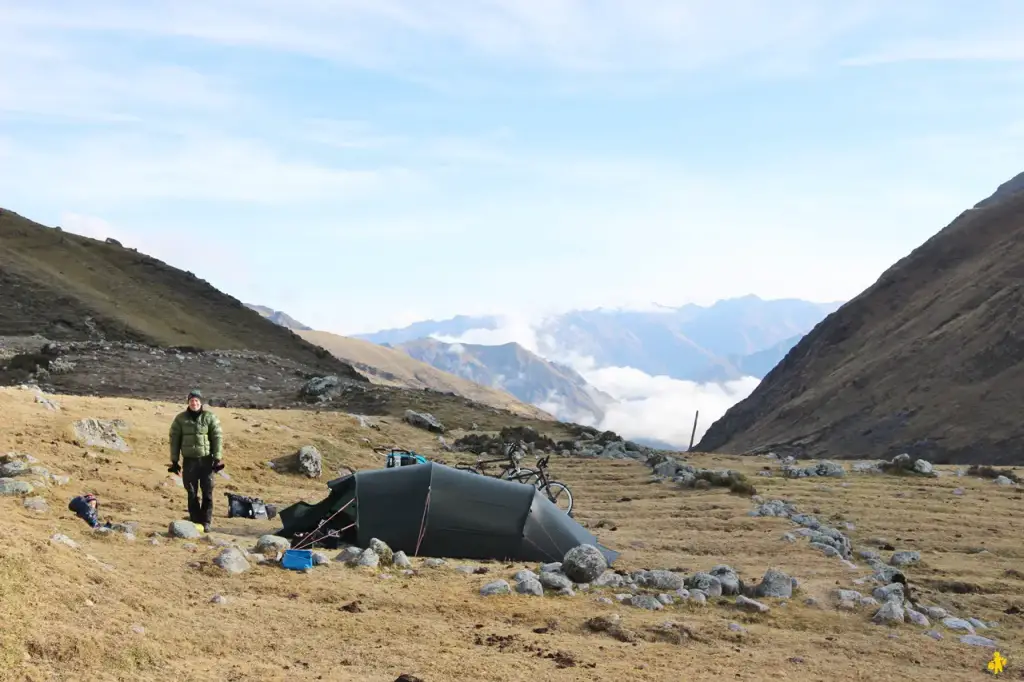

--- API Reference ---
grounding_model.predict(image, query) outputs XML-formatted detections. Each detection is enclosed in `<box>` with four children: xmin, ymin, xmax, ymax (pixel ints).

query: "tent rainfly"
<box><xmin>276</xmin><ymin>461</ymin><xmax>618</xmax><ymax>564</ymax></box>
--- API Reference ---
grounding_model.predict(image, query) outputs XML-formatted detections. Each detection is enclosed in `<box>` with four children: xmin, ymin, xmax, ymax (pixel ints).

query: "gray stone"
<box><xmin>657</xmin><ymin>593</ymin><xmax>674</xmax><ymax>605</ymax></box>
<box><xmin>296</xmin><ymin>446</ymin><xmax>322</xmax><ymax>478</ymax></box>
<box><xmin>312</xmin><ymin>551</ymin><xmax>329</xmax><ymax>566</ymax></box>
<box><xmin>213</xmin><ymin>548</ymin><xmax>251</xmax><ymax>574</ymax></box>
<box><xmin>355</xmin><ymin>548</ymin><xmax>380</xmax><ymax>568</ymax></box>
<box><xmin>393</xmin><ymin>551</ymin><xmax>413</xmax><ymax>569</ymax></box>
<box><xmin>968</xmin><ymin>617</ymin><xmax>988</xmax><ymax>630</ymax></box>
<box><xmin>923</xmin><ymin>606</ymin><xmax>947</xmax><ymax>619</ymax></box>
<box><xmin>834</xmin><ymin>589</ymin><xmax>863</xmax><ymax>603</ymax></box>
<box><xmin>858</xmin><ymin>550</ymin><xmax>880</xmax><ymax>561</ymax></box>
<box><xmin>993</xmin><ymin>476</ymin><xmax>1013</xmax><ymax>486</ymax></box>
<box><xmin>254</xmin><ymin>535</ymin><xmax>291</xmax><ymax>554</ymax></box>
<box><xmin>368</xmin><ymin>538</ymin><xmax>394</xmax><ymax>566</ymax></box>
<box><xmin>480</xmin><ymin>580</ymin><xmax>511</xmax><ymax>596</ymax></box>
<box><xmin>168</xmin><ymin>520</ymin><xmax>202</xmax><ymax>539</ymax></box>
<box><xmin>210</xmin><ymin>594</ymin><xmax>229</xmax><ymax>605</ymax></box>
<box><xmin>736</xmin><ymin>595</ymin><xmax>770</xmax><ymax>613</ymax></box>
<box><xmin>0</xmin><ymin>459</ymin><xmax>29</xmax><ymax>477</ymax></box>
<box><xmin>515</xmin><ymin>578</ymin><xmax>544</xmax><ymax>596</ymax></box>
<box><xmin>50</xmin><ymin>533</ymin><xmax>79</xmax><ymax>549</ymax></box>
<box><xmin>593</xmin><ymin>570</ymin><xmax>627</xmax><ymax>588</ymax></box>
<box><xmin>889</xmin><ymin>551</ymin><xmax>920</xmax><ymax>567</ymax></box>
<box><xmin>924</xmin><ymin>629</ymin><xmax>943</xmax><ymax>640</ymax></box>
<box><xmin>810</xmin><ymin>542</ymin><xmax>840</xmax><ymax>558</ymax></box>
<box><xmin>22</xmin><ymin>496</ymin><xmax>48</xmax><ymax>512</ymax></box>
<box><xmin>73</xmin><ymin>418</ymin><xmax>130</xmax><ymax>452</ymax></box>
<box><xmin>423</xmin><ymin>557</ymin><xmax>447</xmax><ymax>568</ymax></box>
<box><xmin>873</xmin><ymin>584</ymin><xmax>905</xmax><ymax>603</ymax></box>
<box><xmin>562</xmin><ymin>544</ymin><xmax>608</xmax><ymax>583</ymax></box>
<box><xmin>710</xmin><ymin>566</ymin><xmax>741</xmax><ymax>595</ymax></box>
<box><xmin>686</xmin><ymin>572</ymin><xmax>723</xmax><ymax>597</ymax></box>
<box><xmin>689</xmin><ymin>591</ymin><xmax>707</xmax><ymax>605</ymax></box>
<box><xmin>539</xmin><ymin>562</ymin><xmax>562</xmax><ymax>573</ymax></box>
<box><xmin>0</xmin><ymin>478</ymin><xmax>33</xmax><ymax>496</ymax></box>
<box><xmin>912</xmin><ymin>459</ymin><xmax>934</xmax><ymax>475</ymax></box>
<box><xmin>753</xmin><ymin>568</ymin><xmax>793</xmax><ymax>599</ymax></box>
<box><xmin>905</xmin><ymin>608</ymin><xmax>930</xmax><ymax>627</ymax></box>
<box><xmin>942</xmin><ymin>617</ymin><xmax>975</xmax><ymax>634</ymax></box>
<box><xmin>634</xmin><ymin>569</ymin><xmax>685</xmax><ymax>591</ymax></box>
<box><xmin>960</xmin><ymin>635</ymin><xmax>997</xmax><ymax>647</ymax></box>
<box><xmin>334</xmin><ymin>546</ymin><xmax>363</xmax><ymax>564</ymax></box>
<box><xmin>404</xmin><ymin>409</ymin><xmax>445</xmax><ymax>433</ymax></box>
<box><xmin>872</xmin><ymin>601</ymin><xmax>905</xmax><ymax>625</ymax></box>
<box><xmin>513</xmin><ymin>568</ymin><xmax>540</xmax><ymax>583</ymax></box>
<box><xmin>539</xmin><ymin>571</ymin><xmax>573</xmax><ymax>591</ymax></box>
<box><xmin>628</xmin><ymin>594</ymin><xmax>664</xmax><ymax>610</ymax></box>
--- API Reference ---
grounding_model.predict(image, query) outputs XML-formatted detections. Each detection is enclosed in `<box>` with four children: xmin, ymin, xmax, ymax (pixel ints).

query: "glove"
<box><xmin>212</xmin><ymin>460</ymin><xmax>225</xmax><ymax>473</ymax></box>
<box><xmin>168</xmin><ymin>462</ymin><xmax>181</xmax><ymax>475</ymax></box>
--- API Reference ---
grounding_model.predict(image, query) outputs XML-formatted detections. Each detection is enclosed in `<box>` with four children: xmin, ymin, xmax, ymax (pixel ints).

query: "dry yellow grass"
<box><xmin>1</xmin><ymin>386</ymin><xmax>1021</xmax><ymax>682</ymax></box>
<box><xmin>295</xmin><ymin>330</ymin><xmax>553</xmax><ymax>421</ymax></box>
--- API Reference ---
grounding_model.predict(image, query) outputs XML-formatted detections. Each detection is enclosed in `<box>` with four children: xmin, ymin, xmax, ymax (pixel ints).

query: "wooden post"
<box><xmin>688</xmin><ymin>410</ymin><xmax>699</xmax><ymax>451</ymax></box>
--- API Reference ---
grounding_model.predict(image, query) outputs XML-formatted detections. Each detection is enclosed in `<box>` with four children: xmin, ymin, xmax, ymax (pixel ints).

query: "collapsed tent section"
<box><xmin>276</xmin><ymin>461</ymin><xmax>617</xmax><ymax>565</ymax></box>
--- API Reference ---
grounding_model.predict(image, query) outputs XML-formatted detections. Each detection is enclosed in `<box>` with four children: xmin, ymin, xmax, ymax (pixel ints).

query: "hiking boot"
<box><xmin>202</xmin><ymin>524</ymin><xmax>211</xmax><ymax>533</ymax></box>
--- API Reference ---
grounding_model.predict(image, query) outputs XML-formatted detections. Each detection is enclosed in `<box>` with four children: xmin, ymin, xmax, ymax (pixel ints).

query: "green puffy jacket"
<box><xmin>169</xmin><ymin>409</ymin><xmax>223</xmax><ymax>464</ymax></box>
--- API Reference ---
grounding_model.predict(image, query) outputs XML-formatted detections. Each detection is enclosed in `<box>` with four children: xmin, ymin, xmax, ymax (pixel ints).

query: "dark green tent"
<box><xmin>277</xmin><ymin>461</ymin><xmax>618</xmax><ymax>564</ymax></box>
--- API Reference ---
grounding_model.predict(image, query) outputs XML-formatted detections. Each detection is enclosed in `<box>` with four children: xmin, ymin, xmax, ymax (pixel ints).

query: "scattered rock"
<box><xmin>890</xmin><ymin>551</ymin><xmax>920</xmax><ymax>567</ymax></box>
<box><xmin>168</xmin><ymin>520</ymin><xmax>202</xmax><ymax>539</ymax></box>
<box><xmin>872</xmin><ymin>601</ymin><xmax>905</xmax><ymax>625</ymax></box>
<box><xmin>515</xmin><ymin>578</ymin><xmax>544</xmax><ymax>596</ymax></box>
<box><xmin>50</xmin><ymin>533</ymin><xmax>79</xmax><ymax>549</ymax></box>
<box><xmin>355</xmin><ymin>548</ymin><xmax>380</xmax><ymax>568</ymax></box>
<box><xmin>709</xmin><ymin>566</ymin><xmax>742</xmax><ymax>595</ymax></box>
<box><xmin>960</xmin><ymin>634</ymin><xmax>997</xmax><ymax>647</ymax></box>
<box><xmin>369</xmin><ymin>538</ymin><xmax>394</xmax><ymax>566</ymax></box>
<box><xmin>210</xmin><ymin>594</ymin><xmax>228</xmax><ymax>605</ymax></box>
<box><xmin>423</xmin><ymin>558</ymin><xmax>447</xmax><ymax>568</ymax></box>
<box><xmin>334</xmin><ymin>546</ymin><xmax>363</xmax><ymax>564</ymax></box>
<box><xmin>685</xmin><ymin>573</ymin><xmax>723</xmax><ymax>598</ymax></box>
<box><xmin>634</xmin><ymin>569</ymin><xmax>685</xmax><ymax>591</ymax></box>
<box><xmin>254</xmin><ymin>535</ymin><xmax>291</xmax><ymax>554</ymax></box>
<box><xmin>994</xmin><ymin>476</ymin><xmax>1014</xmax><ymax>486</ymax></box>
<box><xmin>628</xmin><ymin>594</ymin><xmax>664</xmax><ymax>611</ymax></box>
<box><xmin>941</xmin><ymin>617</ymin><xmax>976</xmax><ymax>634</ymax></box>
<box><xmin>736</xmin><ymin>595</ymin><xmax>770</xmax><ymax>613</ymax></box>
<box><xmin>214</xmin><ymin>548</ymin><xmax>251</xmax><ymax>574</ymax></box>
<box><xmin>753</xmin><ymin>568</ymin><xmax>793</xmax><ymax>599</ymax></box>
<box><xmin>480</xmin><ymin>580</ymin><xmax>511</xmax><ymax>596</ymax></box>
<box><xmin>22</xmin><ymin>496</ymin><xmax>48</xmax><ymax>512</ymax></box>
<box><xmin>393</xmin><ymin>551</ymin><xmax>413</xmax><ymax>569</ymax></box>
<box><xmin>905</xmin><ymin>608</ymin><xmax>930</xmax><ymax>627</ymax></box>
<box><xmin>539</xmin><ymin>572</ymin><xmax>574</xmax><ymax>591</ymax></box>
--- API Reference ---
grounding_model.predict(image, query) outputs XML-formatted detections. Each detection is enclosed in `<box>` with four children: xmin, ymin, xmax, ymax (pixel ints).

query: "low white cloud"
<box><xmin>579</xmin><ymin>365</ymin><xmax>760</xmax><ymax>449</ymax></box>
<box><xmin>433</xmin><ymin>317</ymin><xmax>760</xmax><ymax>449</ymax></box>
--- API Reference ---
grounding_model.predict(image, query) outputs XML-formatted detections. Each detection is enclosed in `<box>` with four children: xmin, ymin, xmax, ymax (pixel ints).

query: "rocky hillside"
<box><xmin>295</xmin><ymin>330</ymin><xmax>553</xmax><ymax>420</ymax></box>
<box><xmin>0</xmin><ymin>207</ymin><xmax>361</xmax><ymax>381</ymax></box>
<box><xmin>696</xmin><ymin>172</ymin><xmax>1024</xmax><ymax>465</ymax></box>
<box><xmin>395</xmin><ymin>338</ymin><xmax>612</xmax><ymax>422</ymax></box>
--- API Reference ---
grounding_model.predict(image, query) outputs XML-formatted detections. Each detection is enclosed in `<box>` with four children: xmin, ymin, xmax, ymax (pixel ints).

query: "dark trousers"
<box><xmin>182</xmin><ymin>456</ymin><xmax>215</xmax><ymax>526</ymax></box>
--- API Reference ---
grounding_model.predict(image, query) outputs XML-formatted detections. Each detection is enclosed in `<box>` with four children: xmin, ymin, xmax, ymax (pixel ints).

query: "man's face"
<box><xmin>188</xmin><ymin>396</ymin><xmax>201</xmax><ymax>411</ymax></box>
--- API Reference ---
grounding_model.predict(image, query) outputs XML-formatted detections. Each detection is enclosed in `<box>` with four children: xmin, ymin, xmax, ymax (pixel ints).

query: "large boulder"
<box><xmin>403</xmin><ymin>410</ymin><xmax>445</xmax><ymax>433</ymax></box>
<box><xmin>297</xmin><ymin>446</ymin><xmax>322</xmax><ymax>478</ymax></box>
<box><xmin>168</xmin><ymin>520</ymin><xmax>202</xmax><ymax>539</ymax></box>
<box><xmin>562</xmin><ymin>544</ymin><xmax>608</xmax><ymax>584</ymax></box>
<box><xmin>214</xmin><ymin>548</ymin><xmax>251</xmax><ymax>574</ymax></box>
<box><xmin>72</xmin><ymin>418</ymin><xmax>130</xmax><ymax>452</ymax></box>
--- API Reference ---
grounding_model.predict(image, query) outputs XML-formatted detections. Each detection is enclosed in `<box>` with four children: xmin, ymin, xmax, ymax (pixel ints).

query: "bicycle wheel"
<box><xmin>539</xmin><ymin>480</ymin><xmax>573</xmax><ymax>515</ymax></box>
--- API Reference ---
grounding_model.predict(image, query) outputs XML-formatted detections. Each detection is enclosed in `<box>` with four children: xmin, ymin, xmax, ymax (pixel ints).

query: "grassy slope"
<box><xmin>296</xmin><ymin>330</ymin><xmax>554</xmax><ymax>421</ymax></box>
<box><xmin>0</xmin><ymin>208</ymin><xmax>360</xmax><ymax>379</ymax></box>
<box><xmin>2</xmin><ymin>387</ymin><xmax>1021</xmax><ymax>681</ymax></box>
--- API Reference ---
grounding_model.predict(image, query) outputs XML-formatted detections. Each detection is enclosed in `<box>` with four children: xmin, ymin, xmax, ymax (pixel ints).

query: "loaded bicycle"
<box><xmin>455</xmin><ymin>440</ymin><xmax>574</xmax><ymax>515</ymax></box>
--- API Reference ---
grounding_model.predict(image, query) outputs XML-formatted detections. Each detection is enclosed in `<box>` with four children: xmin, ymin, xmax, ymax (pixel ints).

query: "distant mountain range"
<box><xmin>255</xmin><ymin>295</ymin><xmax>842</xmax><ymax>434</ymax></box>
<box><xmin>245</xmin><ymin>304</ymin><xmax>312</xmax><ymax>331</ymax></box>
<box><xmin>355</xmin><ymin>296</ymin><xmax>843</xmax><ymax>384</ymax></box>
<box><xmin>393</xmin><ymin>338</ymin><xmax>613</xmax><ymax>422</ymax></box>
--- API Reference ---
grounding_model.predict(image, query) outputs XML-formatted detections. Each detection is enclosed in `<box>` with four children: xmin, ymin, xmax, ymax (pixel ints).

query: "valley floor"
<box><xmin>0</xmin><ymin>386</ymin><xmax>1021</xmax><ymax>681</ymax></box>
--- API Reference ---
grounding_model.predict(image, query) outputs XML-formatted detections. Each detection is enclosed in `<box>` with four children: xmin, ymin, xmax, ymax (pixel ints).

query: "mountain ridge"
<box><xmin>695</xmin><ymin>172</ymin><xmax>1024</xmax><ymax>465</ymax></box>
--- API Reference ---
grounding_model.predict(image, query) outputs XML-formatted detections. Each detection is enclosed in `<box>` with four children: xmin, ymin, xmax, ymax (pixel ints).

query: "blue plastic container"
<box><xmin>281</xmin><ymin>549</ymin><xmax>314</xmax><ymax>571</ymax></box>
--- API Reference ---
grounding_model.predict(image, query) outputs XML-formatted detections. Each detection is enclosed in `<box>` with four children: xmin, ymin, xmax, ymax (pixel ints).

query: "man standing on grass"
<box><xmin>168</xmin><ymin>389</ymin><xmax>224</xmax><ymax>532</ymax></box>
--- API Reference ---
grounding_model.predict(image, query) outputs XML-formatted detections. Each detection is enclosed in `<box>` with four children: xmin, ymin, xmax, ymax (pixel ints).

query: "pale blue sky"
<box><xmin>2</xmin><ymin>1</ymin><xmax>1023</xmax><ymax>334</ymax></box>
